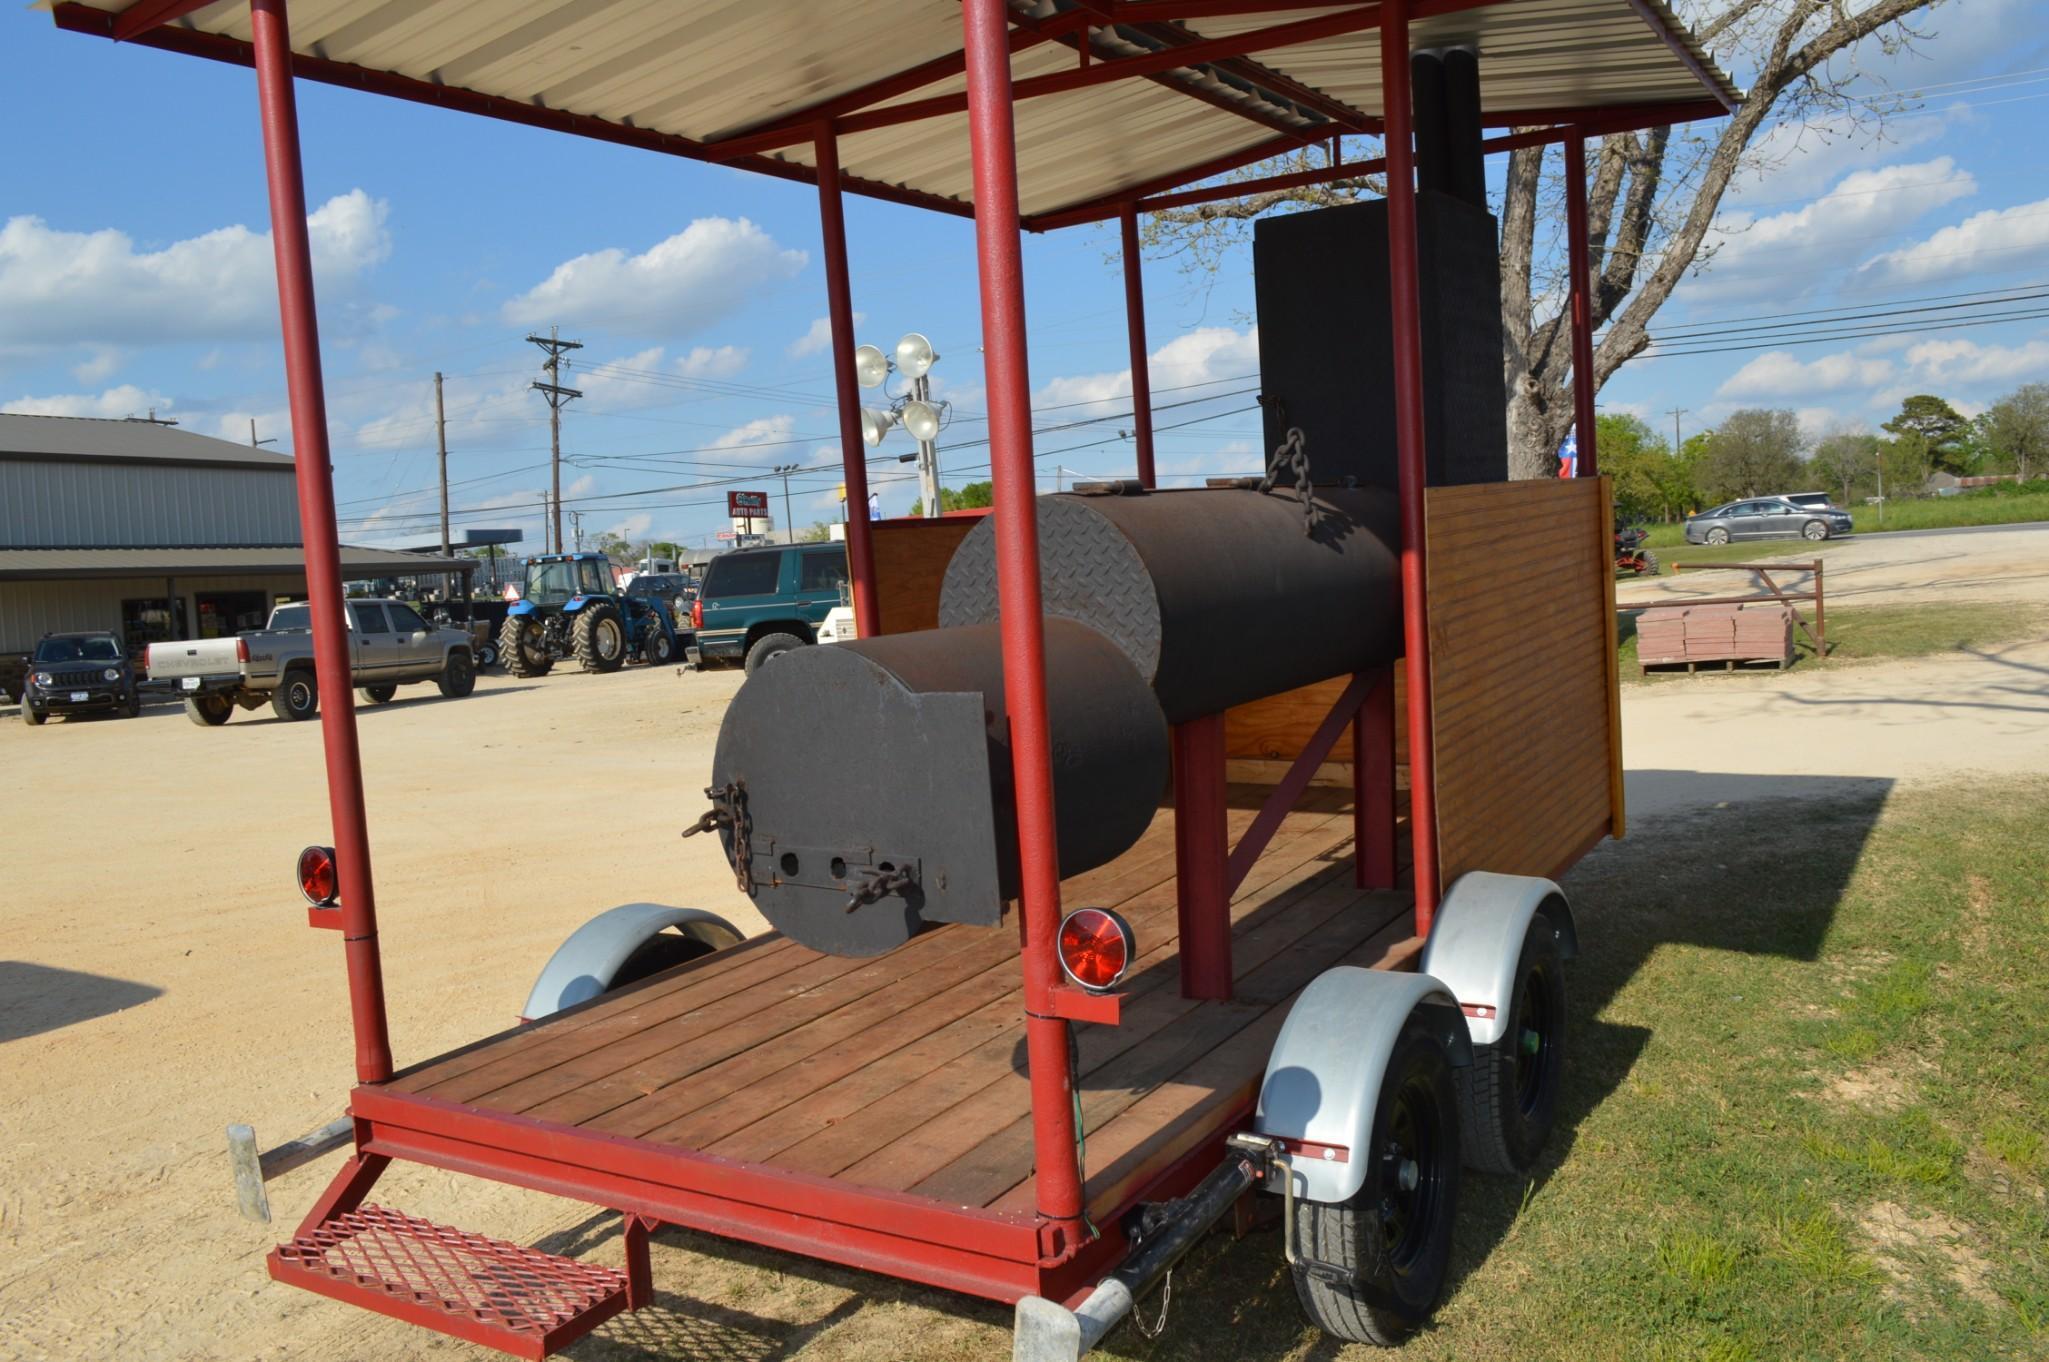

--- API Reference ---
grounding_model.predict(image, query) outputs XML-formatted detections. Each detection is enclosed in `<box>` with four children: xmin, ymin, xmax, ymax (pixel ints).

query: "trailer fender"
<box><xmin>521</xmin><ymin>903</ymin><xmax>745</xmax><ymax>1021</ymax></box>
<box><xmin>1418</xmin><ymin>872</ymin><xmax>1578</xmax><ymax>1048</ymax></box>
<box><xmin>1254</xmin><ymin>967</ymin><xmax>1471</xmax><ymax>1205</ymax></box>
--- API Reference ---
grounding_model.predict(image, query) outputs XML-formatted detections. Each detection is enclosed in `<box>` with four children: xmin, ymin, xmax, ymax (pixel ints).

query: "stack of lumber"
<box><xmin>1636</xmin><ymin>602</ymin><xmax>1794</xmax><ymax>670</ymax></box>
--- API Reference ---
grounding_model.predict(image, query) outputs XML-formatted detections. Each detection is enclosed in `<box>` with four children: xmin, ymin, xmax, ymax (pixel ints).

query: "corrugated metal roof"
<box><xmin>53</xmin><ymin>0</ymin><xmax>1739</xmax><ymax>223</ymax></box>
<box><xmin>0</xmin><ymin>413</ymin><xmax>295</xmax><ymax>469</ymax></box>
<box><xmin>0</xmin><ymin>546</ymin><xmax>474</xmax><ymax>579</ymax></box>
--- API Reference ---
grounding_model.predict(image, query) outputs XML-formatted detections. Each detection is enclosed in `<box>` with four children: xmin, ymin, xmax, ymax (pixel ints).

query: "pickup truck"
<box><xmin>145</xmin><ymin>598</ymin><xmax>476</xmax><ymax>727</ymax></box>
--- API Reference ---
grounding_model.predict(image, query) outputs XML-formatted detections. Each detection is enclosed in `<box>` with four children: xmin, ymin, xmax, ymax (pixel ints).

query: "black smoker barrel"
<box><xmin>709</xmin><ymin>618</ymin><xmax>1168</xmax><ymax>956</ymax></box>
<box><xmin>937</xmin><ymin>485</ymin><xmax>1401</xmax><ymax>723</ymax></box>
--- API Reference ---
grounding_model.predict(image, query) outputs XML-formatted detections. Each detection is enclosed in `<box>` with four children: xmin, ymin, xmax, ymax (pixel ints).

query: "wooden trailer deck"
<box><xmin>367</xmin><ymin>791</ymin><xmax>1415</xmax><ymax>1234</ymax></box>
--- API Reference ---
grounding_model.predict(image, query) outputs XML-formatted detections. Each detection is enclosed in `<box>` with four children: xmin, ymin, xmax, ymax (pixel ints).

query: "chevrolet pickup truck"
<box><xmin>145</xmin><ymin>598</ymin><xmax>476</xmax><ymax>727</ymax></box>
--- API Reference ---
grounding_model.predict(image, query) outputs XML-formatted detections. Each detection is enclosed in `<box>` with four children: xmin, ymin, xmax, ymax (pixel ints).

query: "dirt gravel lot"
<box><xmin>1617</xmin><ymin>523</ymin><xmax>2049</xmax><ymax>609</ymax></box>
<box><xmin>5</xmin><ymin>577</ymin><xmax>2048</xmax><ymax>1359</ymax></box>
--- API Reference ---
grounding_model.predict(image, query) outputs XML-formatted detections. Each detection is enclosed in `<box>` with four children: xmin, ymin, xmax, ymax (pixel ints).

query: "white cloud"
<box><xmin>1728</xmin><ymin>111</ymin><xmax>1952</xmax><ymax>209</ymax></box>
<box><xmin>0</xmin><ymin>190</ymin><xmax>390</xmax><ymax>351</ymax></box>
<box><xmin>565</xmin><ymin>474</ymin><xmax>598</xmax><ymax>498</ymax></box>
<box><xmin>71</xmin><ymin>347</ymin><xmax>121</xmax><ymax>384</ymax></box>
<box><xmin>1033</xmin><ymin>325</ymin><xmax>1260</xmax><ymax>417</ymax></box>
<box><xmin>677</xmin><ymin>344</ymin><xmax>749</xmax><ymax>379</ymax></box>
<box><xmin>708</xmin><ymin>414</ymin><xmax>799</xmax><ymax>461</ymax></box>
<box><xmin>1687</xmin><ymin>159</ymin><xmax>1975</xmax><ymax>301</ymax></box>
<box><xmin>503</xmin><ymin>218</ymin><xmax>805</xmax><ymax>337</ymax></box>
<box><xmin>1900</xmin><ymin>336</ymin><xmax>2049</xmax><ymax>385</ymax></box>
<box><xmin>788</xmin><ymin>314</ymin><xmax>864</xmax><ymax>358</ymax></box>
<box><xmin>1856</xmin><ymin>197</ymin><xmax>2049</xmax><ymax>287</ymax></box>
<box><xmin>1717</xmin><ymin>350</ymin><xmax>1896</xmax><ymax>399</ymax></box>
<box><xmin>2</xmin><ymin>384</ymin><xmax>172</xmax><ymax>419</ymax></box>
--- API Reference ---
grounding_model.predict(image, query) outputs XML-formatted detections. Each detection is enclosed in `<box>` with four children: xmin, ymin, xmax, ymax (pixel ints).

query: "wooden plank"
<box><xmin>1224</xmin><ymin>668</ymin><xmax>1409</xmax><ymax>766</ymax></box>
<box><xmin>870</xmin><ymin>515</ymin><xmax>983</xmax><ymax>636</ymax></box>
<box><xmin>1597</xmin><ymin>476</ymin><xmax>1627</xmax><ymax>841</ymax></box>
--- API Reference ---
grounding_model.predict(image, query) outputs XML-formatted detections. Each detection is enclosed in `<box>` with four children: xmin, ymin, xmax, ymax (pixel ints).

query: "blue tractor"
<box><xmin>497</xmin><ymin>552</ymin><xmax>680</xmax><ymax>677</ymax></box>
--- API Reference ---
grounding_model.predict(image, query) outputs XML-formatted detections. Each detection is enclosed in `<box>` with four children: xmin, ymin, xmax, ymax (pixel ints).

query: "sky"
<box><xmin>4</xmin><ymin>2</ymin><xmax>2048</xmax><ymax>555</ymax></box>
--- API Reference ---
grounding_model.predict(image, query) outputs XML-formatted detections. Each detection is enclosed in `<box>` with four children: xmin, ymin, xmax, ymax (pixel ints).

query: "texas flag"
<box><xmin>1557</xmin><ymin>428</ymin><xmax>1579</xmax><ymax>479</ymax></box>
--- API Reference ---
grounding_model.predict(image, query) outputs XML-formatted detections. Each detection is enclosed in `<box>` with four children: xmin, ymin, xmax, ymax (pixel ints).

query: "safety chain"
<box><xmin>682</xmin><ymin>781</ymin><xmax>752</xmax><ymax>893</ymax></box>
<box><xmin>1132</xmin><ymin>1269</ymin><xmax>1173</xmax><ymax>1339</ymax></box>
<box><xmin>1257</xmin><ymin>426</ymin><xmax>1316</xmax><ymax>536</ymax></box>
<box><xmin>843</xmin><ymin>865</ymin><xmax>915</xmax><ymax>914</ymax></box>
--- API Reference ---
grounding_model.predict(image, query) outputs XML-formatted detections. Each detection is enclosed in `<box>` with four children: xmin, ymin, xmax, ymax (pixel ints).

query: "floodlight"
<box><xmin>853</xmin><ymin>343</ymin><xmax>890</xmax><ymax>389</ymax></box>
<box><xmin>895</xmin><ymin>332</ymin><xmax>937</xmax><ymax>379</ymax></box>
<box><xmin>901</xmin><ymin>399</ymin><xmax>942</xmax><ymax>442</ymax></box>
<box><xmin>860</xmin><ymin>406</ymin><xmax>897</xmax><ymax>447</ymax></box>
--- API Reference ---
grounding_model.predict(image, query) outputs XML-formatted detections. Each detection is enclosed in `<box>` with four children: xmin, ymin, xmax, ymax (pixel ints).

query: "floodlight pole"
<box><xmin>249</xmin><ymin>0</ymin><xmax>391</xmax><ymax>1085</ymax></box>
<box><xmin>816</xmin><ymin>124</ymin><xmax>880</xmax><ymax>636</ymax></box>
<box><xmin>1119</xmin><ymin>203</ymin><xmax>1157</xmax><ymax>488</ymax></box>
<box><xmin>913</xmin><ymin>373</ymin><xmax>943</xmax><ymax>516</ymax></box>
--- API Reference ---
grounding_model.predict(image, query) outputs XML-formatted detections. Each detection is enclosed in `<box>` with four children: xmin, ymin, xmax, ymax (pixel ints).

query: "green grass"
<box><xmin>1080</xmin><ymin>778</ymin><xmax>2049</xmax><ymax>1362</ymax></box>
<box><xmin>1617</xmin><ymin>602</ymin><xmax>2048</xmax><ymax>684</ymax></box>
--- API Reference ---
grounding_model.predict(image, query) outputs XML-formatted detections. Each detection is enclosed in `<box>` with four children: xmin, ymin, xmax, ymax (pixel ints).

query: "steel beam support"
<box><xmin>960</xmin><ymin>0</ymin><xmax>1085</xmax><ymax>1243</ymax></box>
<box><xmin>1355</xmin><ymin>667</ymin><xmax>1397</xmax><ymax>890</ymax></box>
<box><xmin>1171</xmin><ymin>715</ymin><xmax>1232</xmax><ymax>1001</ymax></box>
<box><xmin>622</xmin><ymin>1214</ymin><xmax>655</xmax><ymax>1310</ymax></box>
<box><xmin>1225</xmin><ymin>674</ymin><xmax>1368</xmax><ymax>899</ymax></box>
<box><xmin>816</xmin><ymin>125</ymin><xmax>881</xmax><ymax>637</ymax></box>
<box><xmin>1565</xmin><ymin>128</ymin><xmax>1600</xmax><ymax>479</ymax></box>
<box><xmin>112</xmin><ymin>0</ymin><xmax>213</xmax><ymax>40</ymax></box>
<box><xmin>249</xmin><ymin>0</ymin><xmax>392</xmax><ymax>1085</ymax></box>
<box><xmin>1379</xmin><ymin>0</ymin><xmax>1441</xmax><ymax>936</ymax></box>
<box><xmin>1119</xmin><ymin>204</ymin><xmax>1157</xmax><ymax>489</ymax></box>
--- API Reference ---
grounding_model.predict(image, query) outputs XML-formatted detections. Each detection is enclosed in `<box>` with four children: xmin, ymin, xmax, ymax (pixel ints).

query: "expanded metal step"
<box><xmin>269</xmin><ymin>1204</ymin><xmax>629</xmax><ymax>1359</ymax></box>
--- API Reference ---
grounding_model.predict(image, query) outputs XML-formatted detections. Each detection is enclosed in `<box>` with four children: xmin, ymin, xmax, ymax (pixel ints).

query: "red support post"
<box><xmin>816</xmin><ymin>124</ymin><xmax>881</xmax><ymax>636</ymax></box>
<box><xmin>1119</xmin><ymin>203</ymin><xmax>1157</xmax><ymax>488</ymax></box>
<box><xmin>1354</xmin><ymin>667</ymin><xmax>1396</xmax><ymax>890</ymax></box>
<box><xmin>1379</xmin><ymin>0</ymin><xmax>1442</xmax><ymax>936</ymax></box>
<box><xmin>960</xmin><ymin>0</ymin><xmax>1085</xmax><ymax>1246</ymax></box>
<box><xmin>1565</xmin><ymin>128</ymin><xmax>1599</xmax><ymax>478</ymax></box>
<box><xmin>249</xmin><ymin>0</ymin><xmax>392</xmax><ymax>1085</ymax></box>
<box><xmin>1171</xmin><ymin>716</ymin><xmax>1232</xmax><ymax>1000</ymax></box>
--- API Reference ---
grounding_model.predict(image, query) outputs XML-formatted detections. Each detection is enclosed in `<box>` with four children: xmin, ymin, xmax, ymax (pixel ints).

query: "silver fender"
<box><xmin>1418</xmin><ymin>872</ymin><xmax>1578</xmax><ymax>1047</ymax></box>
<box><xmin>521</xmin><ymin>903</ymin><xmax>744</xmax><ymax>1021</ymax></box>
<box><xmin>1254</xmin><ymin>967</ymin><xmax>1471</xmax><ymax>1205</ymax></box>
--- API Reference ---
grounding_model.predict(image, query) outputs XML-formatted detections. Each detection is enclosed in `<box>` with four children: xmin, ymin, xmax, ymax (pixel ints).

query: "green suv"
<box><xmin>687</xmin><ymin>543</ymin><xmax>850</xmax><ymax>672</ymax></box>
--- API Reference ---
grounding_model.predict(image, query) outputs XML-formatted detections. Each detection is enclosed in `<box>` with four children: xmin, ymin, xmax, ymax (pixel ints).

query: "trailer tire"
<box><xmin>270</xmin><ymin>670</ymin><xmax>319</xmax><ymax>722</ymax></box>
<box><xmin>185</xmin><ymin>694</ymin><xmax>232</xmax><ymax>726</ymax></box>
<box><xmin>359</xmin><ymin>684</ymin><xmax>399</xmax><ymax>704</ymax></box>
<box><xmin>1456</xmin><ymin>912</ymin><xmax>1566</xmax><ymax>1175</ymax></box>
<box><xmin>500</xmin><ymin>615</ymin><xmax>552</xmax><ymax>677</ymax></box>
<box><xmin>744</xmin><ymin>631</ymin><xmax>805</xmax><ymax>674</ymax></box>
<box><xmin>573</xmin><ymin>604</ymin><xmax>628</xmax><ymax>674</ymax></box>
<box><xmin>1290</xmin><ymin>1016</ymin><xmax>1461</xmax><ymax>1347</ymax></box>
<box><xmin>437</xmin><ymin>650</ymin><xmax>476</xmax><ymax>698</ymax></box>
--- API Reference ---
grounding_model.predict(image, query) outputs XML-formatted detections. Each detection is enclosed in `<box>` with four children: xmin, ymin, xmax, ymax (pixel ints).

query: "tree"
<box><xmin>1699</xmin><ymin>409</ymin><xmax>1804</xmax><ymax>502</ymax></box>
<box><xmin>1140</xmin><ymin>0</ymin><xmax>1950</xmax><ymax>477</ymax></box>
<box><xmin>1980</xmin><ymin>383</ymin><xmax>2049</xmax><ymax>482</ymax></box>
<box><xmin>591</xmin><ymin>531</ymin><xmax>635</xmax><ymax>563</ymax></box>
<box><xmin>797</xmin><ymin>521</ymin><xmax>833</xmax><ymax>543</ymax></box>
<box><xmin>1882</xmin><ymin>395</ymin><xmax>1972</xmax><ymax>477</ymax></box>
<box><xmin>908</xmin><ymin>480</ymin><xmax>996</xmax><ymax>517</ymax></box>
<box><xmin>1595</xmin><ymin>412</ymin><xmax>1674</xmax><ymax>522</ymax></box>
<box><xmin>1810</xmin><ymin>430</ymin><xmax>1881</xmax><ymax>504</ymax></box>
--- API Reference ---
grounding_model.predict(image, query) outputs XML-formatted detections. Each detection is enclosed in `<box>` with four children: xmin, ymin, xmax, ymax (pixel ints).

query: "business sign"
<box><xmin>714</xmin><ymin>529</ymin><xmax>737</xmax><ymax>540</ymax></box>
<box><xmin>728</xmin><ymin>490</ymin><xmax>770</xmax><ymax>515</ymax></box>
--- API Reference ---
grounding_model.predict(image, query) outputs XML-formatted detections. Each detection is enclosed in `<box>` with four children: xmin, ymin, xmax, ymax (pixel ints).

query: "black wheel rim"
<box><xmin>1513</xmin><ymin>961</ymin><xmax>1555</xmax><ymax>1116</ymax></box>
<box><xmin>1380</xmin><ymin>1071</ymin><xmax>1448</xmax><ymax>1274</ymax></box>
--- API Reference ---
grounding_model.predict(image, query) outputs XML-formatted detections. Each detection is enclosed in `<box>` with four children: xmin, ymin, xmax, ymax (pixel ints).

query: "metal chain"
<box><xmin>683</xmin><ymin>782</ymin><xmax>752</xmax><ymax>893</ymax></box>
<box><xmin>843</xmin><ymin>865</ymin><xmax>914</xmax><ymax>914</ymax></box>
<box><xmin>1258</xmin><ymin>426</ymin><xmax>1316</xmax><ymax>535</ymax></box>
<box><xmin>1132</xmin><ymin>1270</ymin><xmax>1173</xmax><ymax>1339</ymax></box>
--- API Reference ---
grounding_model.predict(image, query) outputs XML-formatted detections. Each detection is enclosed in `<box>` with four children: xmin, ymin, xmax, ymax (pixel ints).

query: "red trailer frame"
<box><xmin>51</xmin><ymin>2</ymin><xmax>1733</xmax><ymax>1354</ymax></box>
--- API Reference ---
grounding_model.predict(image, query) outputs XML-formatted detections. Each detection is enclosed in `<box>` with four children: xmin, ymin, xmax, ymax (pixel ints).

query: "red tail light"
<box><xmin>1057</xmin><ymin>908</ymin><xmax>1133</xmax><ymax>992</ymax></box>
<box><xmin>691</xmin><ymin>598</ymin><xmax>703</xmax><ymax>629</ymax></box>
<box><xmin>297</xmin><ymin>845</ymin><xmax>339</xmax><ymax>907</ymax></box>
<box><xmin>237</xmin><ymin>636</ymin><xmax>250</xmax><ymax>664</ymax></box>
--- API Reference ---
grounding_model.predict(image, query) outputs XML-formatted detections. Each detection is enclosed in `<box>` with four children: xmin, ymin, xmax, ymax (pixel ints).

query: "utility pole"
<box><xmin>435</xmin><ymin>371</ymin><xmax>450</xmax><ymax>561</ymax></box>
<box><xmin>569</xmin><ymin>509</ymin><xmax>585</xmax><ymax>552</ymax></box>
<box><xmin>911</xmin><ymin>372</ymin><xmax>941</xmax><ymax>518</ymax></box>
<box><xmin>1667</xmin><ymin>406</ymin><xmax>1687</xmax><ymax>456</ymax></box>
<box><xmin>527</xmin><ymin>327</ymin><xmax>582</xmax><ymax>555</ymax></box>
<box><xmin>774</xmin><ymin>463</ymin><xmax>799</xmax><ymax>543</ymax></box>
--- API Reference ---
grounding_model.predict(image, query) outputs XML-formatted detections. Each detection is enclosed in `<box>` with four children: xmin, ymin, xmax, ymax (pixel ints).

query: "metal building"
<box><xmin>0</xmin><ymin>413</ymin><xmax>467</xmax><ymax>694</ymax></box>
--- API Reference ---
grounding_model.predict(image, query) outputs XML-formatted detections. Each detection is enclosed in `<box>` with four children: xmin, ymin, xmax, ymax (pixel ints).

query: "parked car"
<box><xmin>145</xmin><ymin>597</ymin><xmax>475</xmax><ymax>726</ymax></box>
<box><xmin>20</xmin><ymin>631</ymin><xmax>140</xmax><ymax>724</ymax></box>
<box><xmin>688</xmin><ymin>544</ymin><xmax>849</xmax><ymax>672</ymax></box>
<box><xmin>1781</xmin><ymin>491</ymin><xmax>1838</xmax><ymax>511</ymax></box>
<box><xmin>1684</xmin><ymin>497</ymin><xmax>1853</xmax><ymax>545</ymax></box>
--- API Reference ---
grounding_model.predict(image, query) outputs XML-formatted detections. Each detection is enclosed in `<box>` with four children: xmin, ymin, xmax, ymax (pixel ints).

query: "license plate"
<box><xmin>182</xmin><ymin>677</ymin><xmax>201</xmax><ymax>691</ymax></box>
<box><xmin>70</xmin><ymin>691</ymin><xmax>89</xmax><ymax>702</ymax></box>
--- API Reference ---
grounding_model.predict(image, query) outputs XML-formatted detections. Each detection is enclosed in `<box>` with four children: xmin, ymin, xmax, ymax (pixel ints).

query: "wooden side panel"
<box><xmin>868</xmin><ymin>515</ymin><xmax>986</xmax><ymax>636</ymax></box>
<box><xmin>1424</xmin><ymin>477</ymin><xmax>1617</xmax><ymax>883</ymax></box>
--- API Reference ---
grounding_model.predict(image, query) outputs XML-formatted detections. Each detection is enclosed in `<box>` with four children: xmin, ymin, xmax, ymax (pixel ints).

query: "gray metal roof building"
<box><xmin>0</xmin><ymin>413</ymin><xmax>469</xmax><ymax>693</ymax></box>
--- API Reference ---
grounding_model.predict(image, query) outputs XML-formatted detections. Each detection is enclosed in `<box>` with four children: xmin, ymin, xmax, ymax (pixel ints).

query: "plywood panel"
<box><xmin>1425</xmin><ymin>477</ymin><xmax>1619</xmax><ymax>884</ymax></box>
<box><xmin>868</xmin><ymin>514</ymin><xmax>985</xmax><ymax>636</ymax></box>
<box><xmin>1224</xmin><ymin>670</ymin><xmax>1408</xmax><ymax>766</ymax></box>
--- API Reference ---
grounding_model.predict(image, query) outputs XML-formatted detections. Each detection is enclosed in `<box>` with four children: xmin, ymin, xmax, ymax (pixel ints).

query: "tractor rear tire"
<box><xmin>1290</xmin><ymin>1016</ymin><xmax>1461</xmax><ymax>1347</ymax></box>
<box><xmin>437</xmin><ymin>650</ymin><xmax>476</xmax><ymax>698</ymax></box>
<box><xmin>744</xmin><ymin>632</ymin><xmax>805</xmax><ymax>674</ymax></box>
<box><xmin>573</xmin><ymin>604</ymin><xmax>628</xmax><ymax>674</ymax></box>
<box><xmin>270</xmin><ymin>671</ymin><xmax>319</xmax><ymax>722</ymax></box>
<box><xmin>500</xmin><ymin>615</ymin><xmax>552</xmax><ymax>677</ymax></box>
<box><xmin>359</xmin><ymin>684</ymin><xmax>398</xmax><ymax>705</ymax></box>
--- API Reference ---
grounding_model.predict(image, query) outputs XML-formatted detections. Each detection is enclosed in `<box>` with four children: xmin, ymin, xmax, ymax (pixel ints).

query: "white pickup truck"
<box><xmin>146</xmin><ymin>598</ymin><xmax>476</xmax><ymax>727</ymax></box>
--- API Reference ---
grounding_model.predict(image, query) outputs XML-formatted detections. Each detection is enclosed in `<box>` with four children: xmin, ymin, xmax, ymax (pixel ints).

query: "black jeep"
<box><xmin>21</xmin><ymin>631</ymin><xmax>141</xmax><ymax>725</ymax></box>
